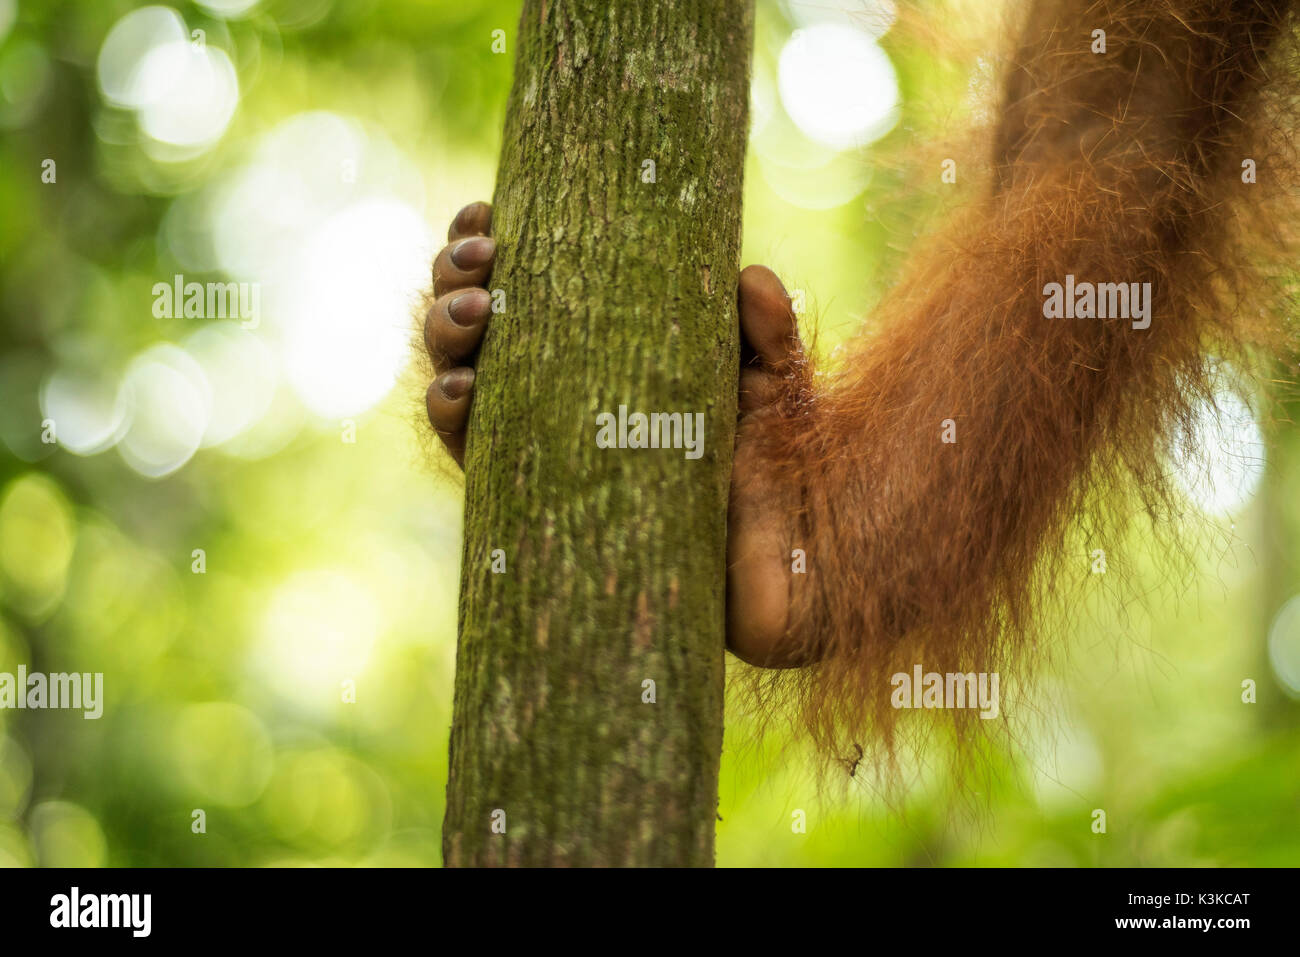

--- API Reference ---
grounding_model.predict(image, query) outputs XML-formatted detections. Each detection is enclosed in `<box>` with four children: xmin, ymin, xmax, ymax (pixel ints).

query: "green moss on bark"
<box><xmin>442</xmin><ymin>0</ymin><xmax>753</xmax><ymax>867</ymax></box>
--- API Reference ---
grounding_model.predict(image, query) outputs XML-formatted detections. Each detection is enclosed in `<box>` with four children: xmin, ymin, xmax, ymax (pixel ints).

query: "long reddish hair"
<box><xmin>739</xmin><ymin>0</ymin><xmax>1300</xmax><ymax>784</ymax></box>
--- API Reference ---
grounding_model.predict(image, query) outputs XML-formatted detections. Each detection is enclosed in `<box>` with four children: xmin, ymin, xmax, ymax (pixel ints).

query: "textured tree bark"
<box><xmin>441</xmin><ymin>1</ymin><xmax>754</xmax><ymax>867</ymax></box>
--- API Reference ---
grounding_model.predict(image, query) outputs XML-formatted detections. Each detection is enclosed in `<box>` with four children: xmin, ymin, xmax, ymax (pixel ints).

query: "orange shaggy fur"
<box><xmin>741</xmin><ymin>0</ymin><xmax>1300</xmax><ymax>779</ymax></box>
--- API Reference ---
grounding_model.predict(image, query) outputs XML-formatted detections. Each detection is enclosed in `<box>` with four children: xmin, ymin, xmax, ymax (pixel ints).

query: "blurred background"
<box><xmin>0</xmin><ymin>0</ymin><xmax>1297</xmax><ymax>867</ymax></box>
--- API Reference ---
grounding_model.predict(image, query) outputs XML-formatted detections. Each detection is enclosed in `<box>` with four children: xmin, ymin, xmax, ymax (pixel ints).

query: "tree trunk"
<box><xmin>442</xmin><ymin>0</ymin><xmax>753</xmax><ymax>867</ymax></box>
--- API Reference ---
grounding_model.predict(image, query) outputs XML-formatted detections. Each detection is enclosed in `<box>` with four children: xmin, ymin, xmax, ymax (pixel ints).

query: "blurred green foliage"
<box><xmin>0</xmin><ymin>0</ymin><xmax>1297</xmax><ymax>867</ymax></box>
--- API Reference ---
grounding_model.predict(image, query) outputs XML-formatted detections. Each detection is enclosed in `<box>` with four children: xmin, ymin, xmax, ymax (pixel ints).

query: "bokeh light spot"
<box><xmin>171</xmin><ymin>703</ymin><xmax>274</xmax><ymax>807</ymax></box>
<box><xmin>116</xmin><ymin>343</ymin><xmax>212</xmax><ymax>478</ymax></box>
<box><xmin>281</xmin><ymin>199</ymin><xmax>431</xmax><ymax>418</ymax></box>
<box><xmin>96</xmin><ymin>6</ymin><xmax>239</xmax><ymax>154</ymax></box>
<box><xmin>197</xmin><ymin>0</ymin><xmax>262</xmax><ymax>18</ymax></box>
<box><xmin>184</xmin><ymin>322</ymin><xmax>276</xmax><ymax>447</ymax></box>
<box><xmin>778</xmin><ymin>23</ymin><xmax>900</xmax><ymax>150</ymax></box>
<box><xmin>1267</xmin><ymin>594</ymin><xmax>1300</xmax><ymax>698</ymax></box>
<box><xmin>134</xmin><ymin>41</ymin><xmax>239</xmax><ymax>149</ymax></box>
<box><xmin>256</xmin><ymin>570</ymin><xmax>381</xmax><ymax>715</ymax></box>
<box><xmin>40</xmin><ymin>366</ymin><xmax>129</xmax><ymax>455</ymax></box>
<box><xmin>28</xmin><ymin>801</ymin><xmax>107</xmax><ymax>867</ymax></box>
<box><xmin>0</xmin><ymin>473</ymin><xmax>76</xmax><ymax>619</ymax></box>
